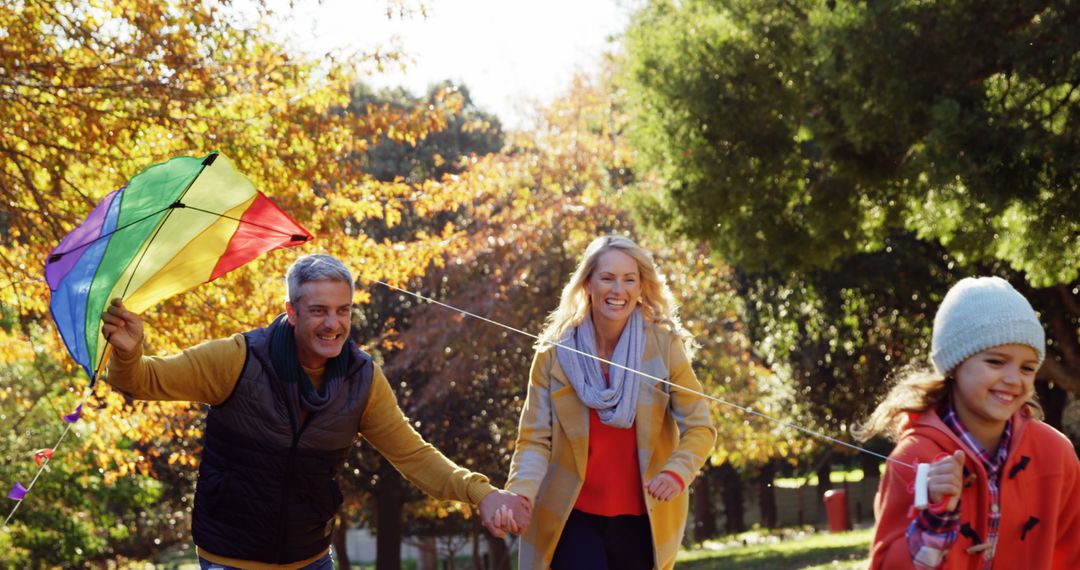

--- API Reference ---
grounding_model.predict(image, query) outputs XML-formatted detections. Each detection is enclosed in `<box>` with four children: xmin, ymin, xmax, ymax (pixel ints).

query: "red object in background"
<box><xmin>823</xmin><ymin>489</ymin><xmax>852</xmax><ymax>532</ymax></box>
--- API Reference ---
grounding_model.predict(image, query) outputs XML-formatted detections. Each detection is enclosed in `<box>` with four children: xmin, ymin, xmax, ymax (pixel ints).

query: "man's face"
<box><xmin>286</xmin><ymin>280</ymin><xmax>353</xmax><ymax>369</ymax></box>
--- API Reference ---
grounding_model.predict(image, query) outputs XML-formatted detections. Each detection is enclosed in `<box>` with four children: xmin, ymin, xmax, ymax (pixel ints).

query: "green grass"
<box><xmin>151</xmin><ymin>548</ymin><xmax>462</xmax><ymax>570</ymax></box>
<box><xmin>677</xmin><ymin>527</ymin><xmax>872</xmax><ymax>570</ymax></box>
<box><xmin>149</xmin><ymin>527</ymin><xmax>870</xmax><ymax>569</ymax></box>
<box><xmin>150</xmin><ymin>546</ymin><xmax>198</xmax><ymax>570</ymax></box>
<box><xmin>774</xmin><ymin>467</ymin><xmax>881</xmax><ymax>488</ymax></box>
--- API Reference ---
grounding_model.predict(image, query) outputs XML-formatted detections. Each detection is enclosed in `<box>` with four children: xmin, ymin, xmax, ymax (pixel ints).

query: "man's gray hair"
<box><xmin>285</xmin><ymin>254</ymin><xmax>354</xmax><ymax>305</ymax></box>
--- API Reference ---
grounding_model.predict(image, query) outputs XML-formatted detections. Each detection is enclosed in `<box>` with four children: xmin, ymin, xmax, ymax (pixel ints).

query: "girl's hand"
<box><xmin>926</xmin><ymin>450</ymin><xmax>965</xmax><ymax>512</ymax></box>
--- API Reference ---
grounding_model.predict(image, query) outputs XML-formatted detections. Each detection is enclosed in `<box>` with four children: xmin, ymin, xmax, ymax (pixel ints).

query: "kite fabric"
<box><xmin>45</xmin><ymin>152</ymin><xmax>313</xmax><ymax>379</ymax></box>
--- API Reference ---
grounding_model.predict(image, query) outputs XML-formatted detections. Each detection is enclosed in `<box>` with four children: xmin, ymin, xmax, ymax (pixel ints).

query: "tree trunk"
<box><xmin>1036</xmin><ymin>379</ymin><xmax>1068</xmax><ymax>429</ymax></box>
<box><xmin>692</xmin><ymin>466</ymin><xmax>717</xmax><ymax>541</ymax></box>
<box><xmin>756</xmin><ymin>461</ymin><xmax>778</xmax><ymax>529</ymax></box>
<box><xmin>375</xmin><ymin>466</ymin><xmax>404</xmax><ymax>570</ymax></box>
<box><xmin>718</xmin><ymin>462</ymin><xmax>745</xmax><ymax>534</ymax></box>
<box><xmin>816</xmin><ymin>454</ymin><xmax>833</xmax><ymax>524</ymax></box>
<box><xmin>471</xmin><ymin>517</ymin><xmax>482</xmax><ymax>570</ymax></box>
<box><xmin>485</xmin><ymin>533</ymin><xmax>510</xmax><ymax>570</ymax></box>
<box><xmin>860</xmin><ymin>452</ymin><xmax>881</xmax><ymax>481</ymax></box>
<box><xmin>1029</xmin><ymin>283</ymin><xmax>1080</xmax><ymax>393</ymax></box>
<box><xmin>796</xmin><ymin>484</ymin><xmax>805</xmax><ymax>526</ymax></box>
<box><xmin>333</xmin><ymin>514</ymin><xmax>351</xmax><ymax>570</ymax></box>
<box><xmin>857</xmin><ymin>453</ymin><xmax>882</xmax><ymax>524</ymax></box>
<box><xmin>417</xmin><ymin>536</ymin><xmax>437</xmax><ymax>570</ymax></box>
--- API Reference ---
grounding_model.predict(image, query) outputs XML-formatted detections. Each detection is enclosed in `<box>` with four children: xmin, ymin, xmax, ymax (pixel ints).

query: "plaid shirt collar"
<box><xmin>926</xmin><ymin>403</ymin><xmax>1014</xmax><ymax>569</ymax></box>
<box><xmin>939</xmin><ymin>403</ymin><xmax>1012</xmax><ymax>478</ymax></box>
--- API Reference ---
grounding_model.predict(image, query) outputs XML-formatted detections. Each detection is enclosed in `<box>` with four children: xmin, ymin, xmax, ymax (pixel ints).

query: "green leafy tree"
<box><xmin>621</xmin><ymin>0</ymin><xmax>1080</xmax><ymax>399</ymax></box>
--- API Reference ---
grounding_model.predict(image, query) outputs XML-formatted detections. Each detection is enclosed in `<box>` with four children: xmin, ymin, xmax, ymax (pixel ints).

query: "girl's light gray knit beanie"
<box><xmin>930</xmin><ymin>276</ymin><xmax>1045</xmax><ymax>375</ymax></box>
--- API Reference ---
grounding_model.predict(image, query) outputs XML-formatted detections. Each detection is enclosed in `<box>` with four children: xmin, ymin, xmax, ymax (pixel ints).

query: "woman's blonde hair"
<box><xmin>853</xmin><ymin>364</ymin><xmax>1043</xmax><ymax>443</ymax></box>
<box><xmin>536</xmin><ymin>235</ymin><xmax>690</xmax><ymax>350</ymax></box>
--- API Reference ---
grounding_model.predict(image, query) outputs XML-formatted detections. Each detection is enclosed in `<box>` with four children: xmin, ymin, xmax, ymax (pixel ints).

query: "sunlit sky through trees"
<box><xmin>260</xmin><ymin>0</ymin><xmax>635</xmax><ymax>130</ymax></box>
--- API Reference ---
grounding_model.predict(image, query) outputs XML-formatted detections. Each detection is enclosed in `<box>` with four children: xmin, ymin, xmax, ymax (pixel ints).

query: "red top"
<box><xmin>574</xmin><ymin>373</ymin><xmax>647</xmax><ymax>516</ymax></box>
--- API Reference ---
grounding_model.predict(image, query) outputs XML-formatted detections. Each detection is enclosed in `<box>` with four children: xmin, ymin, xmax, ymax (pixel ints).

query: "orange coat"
<box><xmin>870</xmin><ymin>408</ymin><xmax>1080</xmax><ymax>570</ymax></box>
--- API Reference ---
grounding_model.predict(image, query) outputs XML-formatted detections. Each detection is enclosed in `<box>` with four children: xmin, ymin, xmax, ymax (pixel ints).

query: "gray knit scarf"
<box><xmin>556</xmin><ymin>308</ymin><xmax>645</xmax><ymax>428</ymax></box>
<box><xmin>269</xmin><ymin>314</ymin><xmax>348</xmax><ymax>414</ymax></box>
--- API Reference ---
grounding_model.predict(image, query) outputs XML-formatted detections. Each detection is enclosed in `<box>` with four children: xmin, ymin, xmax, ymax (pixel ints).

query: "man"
<box><xmin>101</xmin><ymin>254</ymin><xmax>529</xmax><ymax>570</ymax></box>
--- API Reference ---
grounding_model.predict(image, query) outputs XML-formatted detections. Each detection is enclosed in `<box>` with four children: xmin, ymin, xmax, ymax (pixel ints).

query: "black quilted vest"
<box><xmin>191</xmin><ymin>322</ymin><xmax>373</xmax><ymax>563</ymax></box>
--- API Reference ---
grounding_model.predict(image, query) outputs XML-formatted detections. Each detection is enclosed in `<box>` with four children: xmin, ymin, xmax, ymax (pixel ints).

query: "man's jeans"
<box><xmin>198</xmin><ymin>550</ymin><xmax>334</xmax><ymax>570</ymax></box>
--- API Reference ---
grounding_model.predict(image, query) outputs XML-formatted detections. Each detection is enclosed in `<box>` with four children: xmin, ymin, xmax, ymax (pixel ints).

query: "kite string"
<box><xmin>2</xmin><ymin>340</ymin><xmax>114</xmax><ymax>529</ymax></box>
<box><xmin>2</xmin><ymin>275</ymin><xmax>910</xmax><ymax>530</ymax></box>
<box><xmin>181</xmin><ymin>204</ymin><xmax>306</xmax><ymax>239</ymax></box>
<box><xmin>2</xmin><ymin>384</ymin><xmax>93</xmax><ymax>528</ymax></box>
<box><xmin>367</xmin><ymin>278</ymin><xmax>914</xmax><ymax>471</ymax></box>
<box><xmin>48</xmin><ymin>205</ymin><xmax>174</xmax><ymax>264</ymax></box>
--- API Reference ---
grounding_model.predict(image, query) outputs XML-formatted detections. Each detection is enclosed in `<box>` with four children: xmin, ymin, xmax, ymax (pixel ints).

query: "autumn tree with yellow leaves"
<box><xmin>0</xmin><ymin>0</ymin><xmax>483</xmax><ymax>565</ymax></box>
<box><xmin>2</xmin><ymin>2</ymin><xmax>795</xmax><ymax>565</ymax></box>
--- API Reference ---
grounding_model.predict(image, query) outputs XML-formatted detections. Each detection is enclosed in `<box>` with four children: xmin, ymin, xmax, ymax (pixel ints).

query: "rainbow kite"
<box><xmin>45</xmin><ymin>152</ymin><xmax>313</xmax><ymax>379</ymax></box>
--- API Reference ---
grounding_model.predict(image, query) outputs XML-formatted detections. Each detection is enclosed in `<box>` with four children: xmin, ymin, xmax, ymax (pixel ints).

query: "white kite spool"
<box><xmin>914</xmin><ymin>463</ymin><xmax>930</xmax><ymax>510</ymax></box>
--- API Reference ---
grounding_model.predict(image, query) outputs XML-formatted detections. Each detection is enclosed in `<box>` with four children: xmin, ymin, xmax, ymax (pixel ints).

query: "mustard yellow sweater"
<box><xmin>108</xmin><ymin>334</ymin><xmax>496</xmax><ymax>569</ymax></box>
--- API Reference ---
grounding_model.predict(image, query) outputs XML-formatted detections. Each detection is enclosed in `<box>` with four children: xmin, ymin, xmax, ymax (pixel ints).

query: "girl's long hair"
<box><xmin>852</xmin><ymin>366</ymin><xmax>952</xmax><ymax>443</ymax></box>
<box><xmin>853</xmin><ymin>364</ymin><xmax>1043</xmax><ymax>443</ymax></box>
<box><xmin>536</xmin><ymin>235</ymin><xmax>691</xmax><ymax>352</ymax></box>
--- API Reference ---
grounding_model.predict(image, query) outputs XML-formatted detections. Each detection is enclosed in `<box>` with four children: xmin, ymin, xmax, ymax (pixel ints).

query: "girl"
<box><xmin>503</xmin><ymin>235</ymin><xmax>716</xmax><ymax>569</ymax></box>
<box><xmin>857</xmin><ymin>276</ymin><xmax>1080</xmax><ymax>569</ymax></box>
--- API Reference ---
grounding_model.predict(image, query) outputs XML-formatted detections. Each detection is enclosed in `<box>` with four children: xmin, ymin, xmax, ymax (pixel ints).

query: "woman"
<box><xmin>504</xmin><ymin>235</ymin><xmax>716</xmax><ymax>569</ymax></box>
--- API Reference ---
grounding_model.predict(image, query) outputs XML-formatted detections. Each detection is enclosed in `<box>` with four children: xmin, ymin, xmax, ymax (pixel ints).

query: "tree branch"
<box><xmin>1038</xmin><ymin>356</ymin><xmax>1080</xmax><ymax>393</ymax></box>
<box><xmin>1056</xmin><ymin>283</ymin><xmax>1080</xmax><ymax>317</ymax></box>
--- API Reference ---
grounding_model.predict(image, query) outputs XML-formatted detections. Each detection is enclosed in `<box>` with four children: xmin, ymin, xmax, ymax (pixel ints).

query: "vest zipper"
<box><xmin>276</xmin><ymin>395</ymin><xmax>316</xmax><ymax>562</ymax></box>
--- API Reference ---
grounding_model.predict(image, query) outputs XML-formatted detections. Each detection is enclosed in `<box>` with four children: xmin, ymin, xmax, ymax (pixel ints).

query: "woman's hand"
<box><xmin>479</xmin><ymin>491</ymin><xmax>532</xmax><ymax>537</ymax></box>
<box><xmin>645</xmin><ymin>472</ymin><xmax>682</xmax><ymax>502</ymax></box>
<box><xmin>927</xmin><ymin>450</ymin><xmax>965</xmax><ymax>512</ymax></box>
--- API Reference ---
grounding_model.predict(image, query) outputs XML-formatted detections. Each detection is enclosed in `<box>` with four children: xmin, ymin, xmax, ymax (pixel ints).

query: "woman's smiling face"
<box><xmin>585</xmin><ymin>249</ymin><xmax>642</xmax><ymax>329</ymax></box>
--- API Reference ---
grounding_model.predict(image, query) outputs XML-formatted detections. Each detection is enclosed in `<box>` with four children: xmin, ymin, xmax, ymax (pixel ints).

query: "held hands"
<box><xmin>478</xmin><ymin>490</ymin><xmax>532</xmax><ymax>538</ymax></box>
<box><xmin>100</xmin><ymin>298</ymin><xmax>144</xmax><ymax>354</ymax></box>
<box><xmin>646</xmin><ymin>472</ymin><xmax>682</xmax><ymax>502</ymax></box>
<box><xmin>926</xmin><ymin>450</ymin><xmax>965</xmax><ymax>512</ymax></box>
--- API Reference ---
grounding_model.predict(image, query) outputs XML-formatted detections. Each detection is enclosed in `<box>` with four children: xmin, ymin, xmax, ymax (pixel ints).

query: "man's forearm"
<box><xmin>104</xmin><ymin>335</ymin><xmax>245</xmax><ymax>404</ymax></box>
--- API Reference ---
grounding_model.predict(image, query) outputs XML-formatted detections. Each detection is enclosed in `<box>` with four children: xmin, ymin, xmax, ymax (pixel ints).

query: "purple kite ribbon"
<box><xmin>63</xmin><ymin>404</ymin><xmax>83</xmax><ymax>423</ymax></box>
<box><xmin>8</xmin><ymin>482</ymin><xmax>27</xmax><ymax>501</ymax></box>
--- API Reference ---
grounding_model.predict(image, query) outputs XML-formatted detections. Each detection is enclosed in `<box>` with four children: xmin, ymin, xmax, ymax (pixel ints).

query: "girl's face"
<box><xmin>585</xmin><ymin>249</ymin><xmax>642</xmax><ymax>329</ymax></box>
<box><xmin>952</xmin><ymin>343</ymin><xmax>1039</xmax><ymax>444</ymax></box>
